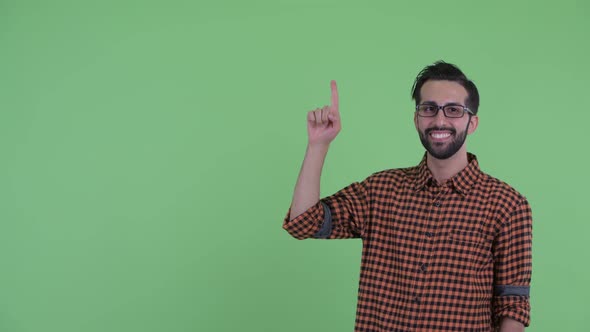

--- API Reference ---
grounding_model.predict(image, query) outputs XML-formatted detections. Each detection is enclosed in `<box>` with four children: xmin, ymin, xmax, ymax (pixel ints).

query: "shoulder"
<box><xmin>476</xmin><ymin>171</ymin><xmax>529</xmax><ymax>210</ymax></box>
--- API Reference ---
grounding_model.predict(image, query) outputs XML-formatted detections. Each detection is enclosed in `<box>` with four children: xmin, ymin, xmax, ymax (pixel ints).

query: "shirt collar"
<box><xmin>413</xmin><ymin>152</ymin><xmax>481</xmax><ymax>197</ymax></box>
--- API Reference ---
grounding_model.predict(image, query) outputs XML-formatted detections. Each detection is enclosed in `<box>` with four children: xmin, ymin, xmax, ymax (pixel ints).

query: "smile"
<box><xmin>429</xmin><ymin>131</ymin><xmax>453</xmax><ymax>140</ymax></box>
<box><xmin>431</xmin><ymin>132</ymin><xmax>451</xmax><ymax>139</ymax></box>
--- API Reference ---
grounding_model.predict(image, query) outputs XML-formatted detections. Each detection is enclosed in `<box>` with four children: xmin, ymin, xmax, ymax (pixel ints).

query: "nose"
<box><xmin>433</xmin><ymin>108</ymin><xmax>448</xmax><ymax>127</ymax></box>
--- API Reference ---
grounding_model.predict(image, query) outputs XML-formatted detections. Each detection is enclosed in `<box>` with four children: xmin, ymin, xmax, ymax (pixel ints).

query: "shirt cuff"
<box><xmin>312</xmin><ymin>202</ymin><xmax>333</xmax><ymax>238</ymax></box>
<box><xmin>283</xmin><ymin>201</ymin><xmax>324</xmax><ymax>240</ymax></box>
<box><xmin>493</xmin><ymin>292</ymin><xmax>531</xmax><ymax>327</ymax></box>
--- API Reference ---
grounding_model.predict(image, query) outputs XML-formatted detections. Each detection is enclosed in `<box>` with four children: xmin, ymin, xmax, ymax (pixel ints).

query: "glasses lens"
<box><xmin>417</xmin><ymin>105</ymin><xmax>438</xmax><ymax>117</ymax></box>
<box><xmin>443</xmin><ymin>105</ymin><xmax>465</xmax><ymax>118</ymax></box>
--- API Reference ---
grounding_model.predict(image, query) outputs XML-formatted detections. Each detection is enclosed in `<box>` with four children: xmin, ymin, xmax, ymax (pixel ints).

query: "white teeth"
<box><xmin>431</xmin><ymin>132</ymin><xmax>451</xmax><ymax>139</ymax></box>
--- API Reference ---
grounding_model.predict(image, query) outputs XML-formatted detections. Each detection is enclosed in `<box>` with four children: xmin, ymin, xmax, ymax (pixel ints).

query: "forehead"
<box><xmin>419</xmin><ymin>80</ymin><xmax>468</xmax><ymax>104</ymax></box>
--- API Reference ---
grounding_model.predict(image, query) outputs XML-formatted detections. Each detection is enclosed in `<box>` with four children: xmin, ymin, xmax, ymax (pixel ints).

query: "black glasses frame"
<box><xmin>415</xmin><ymin>104</ymin><xmax>474</xmax><ymax>118</ymax></box>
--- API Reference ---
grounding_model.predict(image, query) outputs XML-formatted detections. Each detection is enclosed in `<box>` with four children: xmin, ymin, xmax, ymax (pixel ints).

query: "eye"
<box><xmin>446</xmin><ymin>106</ymin><xmax>462</xmax><ymax>115</ymax></box>
<box><xmin>418</xmin><ymin>105</ymin><xmax>440</xmax><ymax>116</ymax></box>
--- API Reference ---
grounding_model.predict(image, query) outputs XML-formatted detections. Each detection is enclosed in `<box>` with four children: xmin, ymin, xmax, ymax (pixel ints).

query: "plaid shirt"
<box><xmin>283</xmin><ymin>153</ymin><xmax>532</xmax><ymax>332</ymax></box>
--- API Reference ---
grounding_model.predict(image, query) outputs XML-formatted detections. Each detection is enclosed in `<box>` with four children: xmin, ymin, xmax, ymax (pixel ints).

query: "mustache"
<box><xmin>425</xmin><ymin>127</ymin><xmax>456</xmax><ymax>135</ymax></box>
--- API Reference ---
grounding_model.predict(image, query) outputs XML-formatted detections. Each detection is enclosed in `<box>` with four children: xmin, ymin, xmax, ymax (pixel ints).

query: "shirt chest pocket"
<box><xmin>440</xmin><ymin>228</ymin><xmax>493</xmax><ymax>272</ymax></box>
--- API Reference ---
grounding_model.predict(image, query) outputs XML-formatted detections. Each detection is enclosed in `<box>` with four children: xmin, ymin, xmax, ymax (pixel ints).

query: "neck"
<box><xmin>426</xmin><ymin>148</ymin><xmax>469</xmax><ymax>184</ymax></box>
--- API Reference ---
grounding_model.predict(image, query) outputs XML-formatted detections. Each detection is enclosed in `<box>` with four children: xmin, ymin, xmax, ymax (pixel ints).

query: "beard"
<box><xmin>418</xmin><ymin>124</ymin><xmax>469</xmax><ymax>160</ymax></box>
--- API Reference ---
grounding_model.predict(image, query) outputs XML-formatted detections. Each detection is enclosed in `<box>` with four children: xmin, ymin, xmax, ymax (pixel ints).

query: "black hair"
<box><xmin>411</xmin><ymin>61</ymin><xmax>480</xmax><ymax>114</ymax></box>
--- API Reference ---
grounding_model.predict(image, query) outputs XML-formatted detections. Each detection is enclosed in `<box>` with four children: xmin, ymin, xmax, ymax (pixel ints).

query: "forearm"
<box><xmin>289</xmin><ymin>143</ymin><xmax>330</xmax><ymax>220</ymax></box>
<box><xmin>498</xmin><ymin>317</ymin><xmax>525</xmax><ymax>332</ymax></box>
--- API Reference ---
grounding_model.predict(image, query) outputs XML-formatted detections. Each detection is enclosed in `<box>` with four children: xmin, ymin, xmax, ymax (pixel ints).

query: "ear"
<box><xmin>467</xmin><ymin>115</ymin><xmax>479</xmax><ymax>135</ymax></box>
<box><xmin>414</xmin><ymin>112</ymin><xmax>419</xmax><ymax>130</ymax></box>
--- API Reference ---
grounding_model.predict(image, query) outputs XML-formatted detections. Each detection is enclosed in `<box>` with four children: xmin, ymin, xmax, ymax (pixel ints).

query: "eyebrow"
<box><xmin>420</xmin><ymin>101</ymin><xmax>464</xmax><ymax>106</ymax></box>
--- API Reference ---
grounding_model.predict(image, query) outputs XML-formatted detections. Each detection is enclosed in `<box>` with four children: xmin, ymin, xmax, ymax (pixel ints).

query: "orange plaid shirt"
<box><xmin>283</xmin><ymin>153</ymin><xmax>532</xmax><ymax>331</ymax></box>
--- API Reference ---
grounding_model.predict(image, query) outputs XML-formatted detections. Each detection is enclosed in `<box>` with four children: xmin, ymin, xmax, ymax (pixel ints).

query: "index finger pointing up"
<box><xmin>330</xmin><ymin>80</ymin><xmax>339</xmax><ymax>112</ymax></box>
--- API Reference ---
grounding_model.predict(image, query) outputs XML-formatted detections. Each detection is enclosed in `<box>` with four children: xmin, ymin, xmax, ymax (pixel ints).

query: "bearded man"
<box><xmin>283</xmin><ymin>61</ymin><xmax>533</xmax><ymax>332</ymax></box>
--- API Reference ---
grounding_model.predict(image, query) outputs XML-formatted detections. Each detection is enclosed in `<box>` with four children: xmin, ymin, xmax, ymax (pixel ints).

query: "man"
<box><xmin>283</xmin><ymin>61</ymin><xmax>532</xmax><ymax>332</ymax></box>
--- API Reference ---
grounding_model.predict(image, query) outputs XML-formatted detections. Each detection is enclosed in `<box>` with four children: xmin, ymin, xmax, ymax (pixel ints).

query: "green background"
<box><xmin>0</xmin><ymin>0</ymin><xmax>588</xmax><ymax>331</ymax></box>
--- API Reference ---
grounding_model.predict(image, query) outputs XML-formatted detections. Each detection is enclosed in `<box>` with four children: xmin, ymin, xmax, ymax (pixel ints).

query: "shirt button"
<box><xmin>425</xmin><ymin>232</ymin><xmax>433</xmax><ymax>237</ymax></box>
<box><xmin>421</xmin><ymin>263</ymin><xmax>428</xmax><ymax>272</ymax></box>
<box><xmin>433</xmin><ymin>202</ymin><xmax>441</xmax><ymax>207</ymax></box>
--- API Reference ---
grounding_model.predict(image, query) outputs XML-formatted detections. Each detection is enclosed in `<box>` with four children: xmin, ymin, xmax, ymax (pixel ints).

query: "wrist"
<box><xmin>307</xmin><ymin>142</ymin><xmax>330</xmax><ymax>153</ymax></box>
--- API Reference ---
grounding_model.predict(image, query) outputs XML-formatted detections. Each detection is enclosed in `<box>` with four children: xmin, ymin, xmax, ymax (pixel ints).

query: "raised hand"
<box><xmin>307</xmin><ymin>80</ymin><xmax>341</xmax><ymax>146</ymax></box>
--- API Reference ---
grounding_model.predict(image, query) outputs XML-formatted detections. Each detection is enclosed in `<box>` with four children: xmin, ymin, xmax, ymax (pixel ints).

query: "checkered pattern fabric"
<box><xmin>283</xmin><ymin>153</ymin><xmax>532</xmax><ymax>331</ymax></box>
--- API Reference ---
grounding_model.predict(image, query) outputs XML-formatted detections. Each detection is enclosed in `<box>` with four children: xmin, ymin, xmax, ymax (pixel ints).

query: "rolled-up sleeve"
<box><xmin>283</xmin><ymin>179</ymin><xmax>370</xmax><ymax>240</ymax></box>
<box><xmin>492</xmin><ymin>197</ymin><xmax>533</xmax><ymax>327</ymax></box>
<box><xmin>283</xmin><ymin>201</ymin><xmax>325</xmax><ymax>240</ymax></box>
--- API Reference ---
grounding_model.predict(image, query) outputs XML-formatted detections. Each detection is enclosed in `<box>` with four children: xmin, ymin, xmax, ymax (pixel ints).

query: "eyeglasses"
<box><xmin>415</xmin><ymin>104</ymin><xmax>474</xmax><ymax>118</ymax></box>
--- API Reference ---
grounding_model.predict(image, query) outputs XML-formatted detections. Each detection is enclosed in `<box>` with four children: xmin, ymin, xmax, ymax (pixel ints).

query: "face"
<box><xmin>414</xmin><ymin>80</ymin><xmax>478</xmax><ymax>160</ymax></box>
